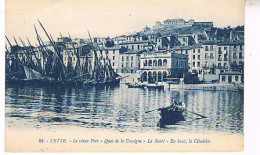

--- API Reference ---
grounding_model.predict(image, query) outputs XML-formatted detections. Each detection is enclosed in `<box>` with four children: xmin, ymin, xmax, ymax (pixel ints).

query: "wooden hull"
<box><xmin>126</xmin><ymin>83</ymin><xmax>145</xmax><ymax>88</ymax></box>
<box><xmin>158</xmin><ymin>107</ymin><xmax>185</xmax><ymax>127</ymax></box>
<box><xmin>6</xmin><ymin>79</ymin><xmax>83</xmax><ymax>87</ymax></box>
<box><xmin>83</xmin><ymin>79</ymin><xmax>120</xmax><ymax>86</ymax></box>
<box><xmin>145</xmin><ymin>83</ymin><xmax>164</xmax><ymax>89</ymax></box>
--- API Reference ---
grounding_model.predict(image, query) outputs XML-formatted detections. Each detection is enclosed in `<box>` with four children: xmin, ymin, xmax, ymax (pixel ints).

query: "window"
<box><xmin>222</xmin><ymin>76</ymin><xmax>226</xmax><ymax>82</ymax></box>
<box><xmin>233</xmin><ymin>53</ymin><xmax>237</xmax><ymax>58</ymax></box>
<box><xmin>153</xmin><ymin>60</ymin><xmax>157</xmax><ymax>66</ymax></box>
<box><xmin>132</xmin><ymin>45</ymin><xmax>134</xmax><ymax>50</ymax></box>
<box><xmin>113</xmin><ymin>50</ymin><xmax>115</xmax><ymax>54</ymax></box>
<box><xmin>126</xmin><ymin>62</ymin><xmax>128</xmax><ymax>67</ymax></box>
<box><xmin>183</xmin><ymin>38</ymin><xmax>186</xmax><ymax>41</ymax></box>
<box><xmin>131</xmin><ymin>62</ymin><xmax>133</xmax><ymax>67</ymax></box>
<box><xmin>205</xmin><ymin>46</ymin><xmax>208</xmax><ymax>51</ymax></box>
<box><xmin>193</xmin><ymin>55</ymin><xmax>195</xmax><ymax>60</ymax></box>
<box><xmin>137</xmin><ymin>45</ymin><xmax>140</xmax><ymax>50</ymax></box>
<box><xmin>239</xmin><ymin>52</ymin><xmax>242</xmax><ymax>58</ymax></box>
<box><xmin>218</xmin><ymin>47</ymin><xmax>222</xmax><ymax>54</ymax></box>
<box><xmin>224</xmin><ymin>54</ymin><xmax>228</xmax><ymax>61</ymax></box>
<box><xmin>193</xmin><ymin>49</ymin><xmax>195</xmax><ymax>53</ymax></box>
<box><xmin>218</xmin><ymin>55</ymin><xmax>222</xmax><ymax>61</ymax></box>
<box><xmin>198</xmin><ymin>55</ymin><xmax>200</xmax><ymax>60</ymax></box>
<box><xmin>224</xmin><ymin>47</ymin><xmax>227</xmax><ymax>51</ymax></box>
<box><xmin>113</xmin><ymin>62</ymin><xmax>115</xmax><ymax>66</ymax></box>
<box><xmin>113</xmin><ymin>56</ymin><xmax>115</xmax><ymax>60</ymax></box>
<box><xmin>198</xmin><ymin>49</ymin><xmax>200</xmax><ymax>53</ymax></box>
<box><xmin>158</xmin><ymin>59</ymin><xmax>162</xmax><ymax>66</ymax></box>
<box><xmin>193</xmin><ymin>62</ymin><xmax>195</xmax><ymax>67</ymax></box>
<box><xmin>210</xmin><ymin>45</ymin><xmax>213</xmax><ymax>51</ymax></box>
<box><xmin>73</xmin><ymin>57</ymin><xmax>75</xmax><ymax>61</ymax></box>
<box><xmin>218</xmin><ymin>63</ymin><xmax>221</xmax><ymax>68</ymax></box>
<box><xmin>235</xmin><ymin>76</ymin><xmax>238</xmax><ymax>81</ymax></box>
<box><xmin>240</xmin><ymin>45</ymin><xmax>243</xmax><ymax>50</ymax></box>
<box><xmin>144</xmin><ymin>60</ymin><xmax>147</xmax><ymax>66</ymax></box>
<box><xmin>122</xmin><ymin>56</ymin><xmax>124</xmax><ymax>61</ymax></box>
<box><xmin>197</xmin><ymin>62</ymin><xmax>200</xmax><ymax>67</ymax></box>
<box><xmin>126</xmin><ymin>56</ymin><xmax>129</xmax><ymax>61</ymax></box>
<box><xmin>205</xmin><ymin>53</ymin><xmax>208</xmax><ymax>59</ymax></box>
<box><xmin>131</xmin><ymin>56</ymin><xmax>133</xmax><ymax>61</ymax></box>
<box><xmin>148</xmin><ymin>60</ymin><xmax>152</xmax><ymax>66</ymax></box>
<box><xmin>210</xmin><ymin>53</ymin><xmax>214</xmax><ymax>59</ymax></box>
<box><xmin>163</xmin><ymin>59</ymin><xmax>167</xmax><ymax>67</ymax></box>
<box><xmin>122</xmin><ymin>63</ymin><xmax>124</xmax><ymax>67</ymax></box>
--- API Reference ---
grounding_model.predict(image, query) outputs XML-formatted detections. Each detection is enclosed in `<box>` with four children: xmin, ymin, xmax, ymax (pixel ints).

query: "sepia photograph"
<box><xmin>3</xmin><ymin>0</ymin><xmax>247</xmax><ymax>152</ymax></box>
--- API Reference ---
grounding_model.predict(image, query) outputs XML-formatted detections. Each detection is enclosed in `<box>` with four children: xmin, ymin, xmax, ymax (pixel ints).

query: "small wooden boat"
<box><xmin>125</xmin><ymin>83</ymin><xmax>145</xmax><ymax>88</ymax></box>
<box><xmin>158</xmin><ymin>101</ymin><xmax>186</xmax><ymax>127</ymax></box>
<box><xmin>145</xmin><ymin>83</ymin><xmax>164</xmax><ymax>89</ymax></box>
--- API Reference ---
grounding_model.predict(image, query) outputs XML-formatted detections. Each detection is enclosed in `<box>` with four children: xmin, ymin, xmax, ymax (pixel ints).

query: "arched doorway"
<box><xmin>153</xmin><ymin>71</ymin><xmax>157</xmax><ymax>83</ymax></box>
<box><xmin>148</xmin><ymin>71</ymin><xmax>153</xmax><ymax>83</ymax></box>
<box><xmin>163</xmin><ymin>71</ymin><xmax>167</xmax><ymax>81</ymax></box>
<box><xmin>142</xmin><ymin>72</ymin><xmax>147</xmax><ymax>81</ymax></box>
<box><xmin>158</xmin><ymin>71</ymin><xmax>162</xmax><ymax>82</ymax></box>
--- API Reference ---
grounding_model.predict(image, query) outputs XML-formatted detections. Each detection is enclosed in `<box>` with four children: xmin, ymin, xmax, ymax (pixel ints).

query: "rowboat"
<box><xmin>158</xmin><ymin>101</ymin><xmax>186</xmax><ymax>127</ymax></box>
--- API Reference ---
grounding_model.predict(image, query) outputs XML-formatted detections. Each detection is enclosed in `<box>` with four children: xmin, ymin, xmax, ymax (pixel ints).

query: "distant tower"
<box><xmin>155</xmin><ymin>21</ymin><xmax>161</xmax><ymax>27</ymax></box>
<box><xmin>143</xmin><ymin>25</ymin><xmax>151</xmax><ymax>32</ymax></box>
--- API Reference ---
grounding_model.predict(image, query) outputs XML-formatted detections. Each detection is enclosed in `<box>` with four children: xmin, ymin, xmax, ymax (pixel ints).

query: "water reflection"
<box><xmin>5</xmin><ymin>85</ymin><xmax>243</xmax><ymax>133</ymax></box>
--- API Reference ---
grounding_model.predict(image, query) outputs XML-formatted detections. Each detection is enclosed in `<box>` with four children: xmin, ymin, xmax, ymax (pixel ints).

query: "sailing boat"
<box><xmin>158</xmin><ymin>76</ymin><xmax>186</xmax><ymax>127</ymax></box>
<box><xmin>83</xmin><ymin>31</ymin><xmax>120</xmax><ymax>86</ymax></box>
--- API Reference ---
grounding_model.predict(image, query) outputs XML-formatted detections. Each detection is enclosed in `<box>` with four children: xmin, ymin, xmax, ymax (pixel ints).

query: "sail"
<box><xmin>23</xmin><ymin>65</ymin><xmax>43</xmax><ymax>80</ymax></box>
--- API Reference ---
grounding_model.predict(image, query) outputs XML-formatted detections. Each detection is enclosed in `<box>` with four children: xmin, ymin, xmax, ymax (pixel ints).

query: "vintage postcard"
<box><xmin>5</xmin><ymin>0</ymin><xmax>244</xmax><ymax>152</ymax></box>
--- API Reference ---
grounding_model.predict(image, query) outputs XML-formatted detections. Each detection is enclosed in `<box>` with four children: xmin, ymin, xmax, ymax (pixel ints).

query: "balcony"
<box><xmin>141</xmin><ymin>66</ymin><xmax>170</xmax><ymax>70</ymax></box>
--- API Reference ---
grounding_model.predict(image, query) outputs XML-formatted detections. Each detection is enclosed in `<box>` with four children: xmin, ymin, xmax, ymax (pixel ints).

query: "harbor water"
<box><xmin>5</xmin><ymin>84</ymin><xmax>244</xmax><ymax>134</ymax></box>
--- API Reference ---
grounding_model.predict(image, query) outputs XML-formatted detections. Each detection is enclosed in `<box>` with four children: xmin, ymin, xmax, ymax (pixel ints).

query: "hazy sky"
<box><xmin>6</xmin><ymin>0</ymin><xmax>244</xmax><ymax>44</ymax></box>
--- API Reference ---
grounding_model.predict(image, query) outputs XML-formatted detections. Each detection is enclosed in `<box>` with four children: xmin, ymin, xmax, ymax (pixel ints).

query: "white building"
<box><xmin>118</xmin><ymin>50</ymin><xmax>141</xmax><ymax>75</ymax></box>
<box><xmin>139</xmin><ymin>50</ymin><xmax>188</xmax><ymax>83</ymax></box>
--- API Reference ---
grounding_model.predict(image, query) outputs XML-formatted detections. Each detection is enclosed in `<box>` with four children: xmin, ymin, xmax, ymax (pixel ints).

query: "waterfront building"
<box><xmin>219</xmin><ymin>71</ymin><xmax>243</xmax><ymax>84</ymax></box>
<box><xmin>139</xmin><ymin>50</ymin><xmax>188</xmax><ymax>83</ymax></box>
<box><xmin>171</xmin><ymin>45</ymin><xmax>204</xmax><ymax>80</ymax></box>
<box><xmin>227</xmin><ymin>41</ymin><xmax>244</xmax><ymax>72</ymax></box>
<box><xmin>201</xmin><ymin>41</ymin><xmax>219</xmax><ymax>82</ymax></box>
<box><xmin>119</xmin><ymin>40</ymin><xmax>149</xmax><ymax>51</ymax></box>
<box><xmin>118</xmin><ymin>50</ymin><xmax>142</xmax><ymax>75</ymax></box>
<box><xmin>105</xmin><ymin>47</ymin><xmax>121</xmax><ymax>72</ymax></box>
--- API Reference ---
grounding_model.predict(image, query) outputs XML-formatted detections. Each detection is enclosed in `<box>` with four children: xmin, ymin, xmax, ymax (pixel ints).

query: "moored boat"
<box><xmin>125</xmin><ymin>82</ymin><xmax>145</xmax><ymax>88</ymax></box>
<box><xmin>145</xmin><ymin>83</ymin><xmax>164</xmax><ymax>89</ymax></box>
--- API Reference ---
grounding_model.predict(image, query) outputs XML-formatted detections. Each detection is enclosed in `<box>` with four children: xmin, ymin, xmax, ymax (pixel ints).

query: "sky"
<box><xmin>5</xmin><ymin>0</ymin><xmax>244</xmax><ymax>44</ymax></box>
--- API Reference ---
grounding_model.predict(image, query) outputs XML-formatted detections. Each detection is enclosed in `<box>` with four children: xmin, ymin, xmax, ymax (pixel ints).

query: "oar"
<box><xmin>145</xmin><ymin>109</ymin><xmax>158</xmax><ymax>113</ymax></box>
<box><xmin>184</xmin><ymin>109</ymin><xmax>207</xmax><ymax>118</ymax></box>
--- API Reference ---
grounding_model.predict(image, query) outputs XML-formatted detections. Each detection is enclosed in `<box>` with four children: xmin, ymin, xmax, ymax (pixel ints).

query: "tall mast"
<box><xmin>38</xmin><ymin>20</ymin><xmax>66</xmax><ymax>80</ymax></box>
